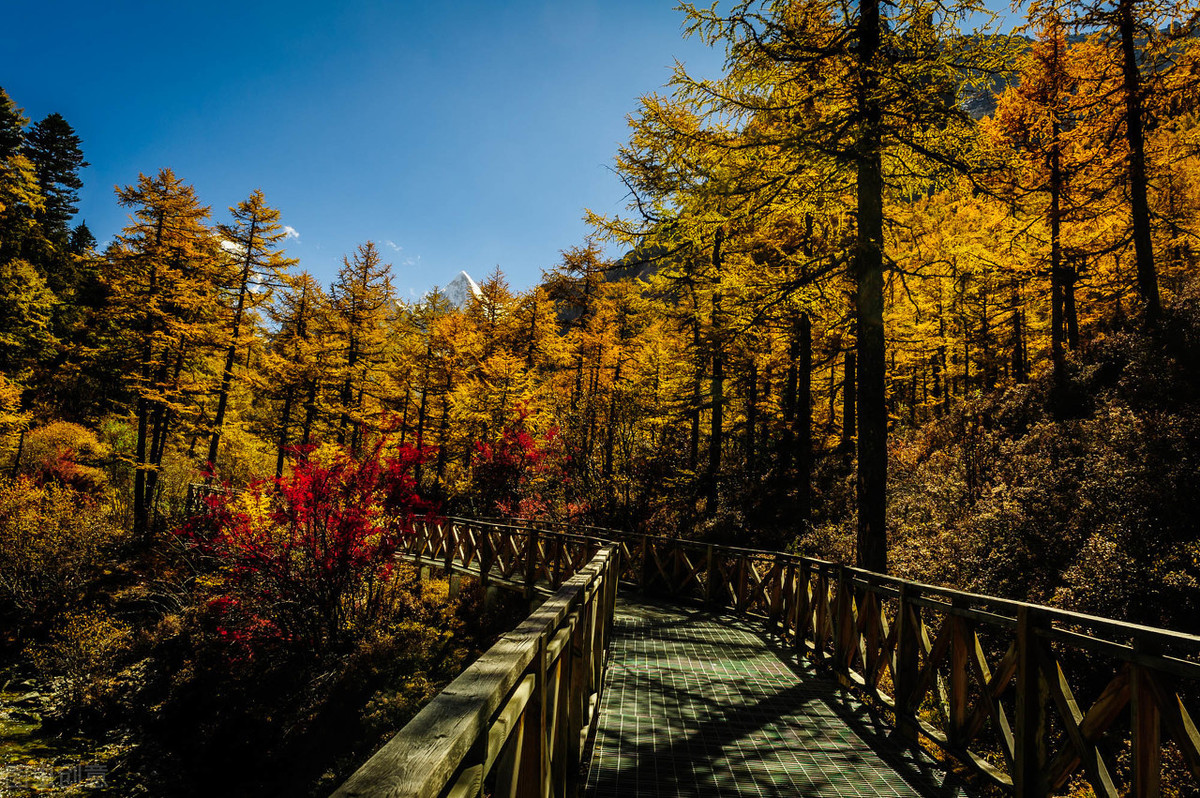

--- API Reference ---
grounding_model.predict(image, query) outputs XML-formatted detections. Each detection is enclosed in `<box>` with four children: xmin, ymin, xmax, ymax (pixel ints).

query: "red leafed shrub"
<box><xmin>180</xmin><ymin>437</ymin><xmax>439</xmax><ymax>660</ymax></box>
<box><xmin>471</xmin><ymin>407</ymin><xmax>569</xmax><ymax>518</ymax></box>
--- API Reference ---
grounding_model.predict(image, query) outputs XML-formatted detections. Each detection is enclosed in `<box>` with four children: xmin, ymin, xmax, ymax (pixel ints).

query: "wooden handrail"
<box><xmin>332</xmin><ymin>520</ymin><xmax>620</xmax><ymax>798</ymax></box>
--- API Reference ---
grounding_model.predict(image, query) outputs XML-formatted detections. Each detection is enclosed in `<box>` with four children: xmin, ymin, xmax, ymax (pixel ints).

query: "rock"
<box><xmin>2</xmin><ymin>678</ymin><xmax>36</xmax><ymax>692</ymax></box>
<box><xmin>14</xmin><ymin>691</ymin><xmax>44</xmax><ymax>707</ymax></box>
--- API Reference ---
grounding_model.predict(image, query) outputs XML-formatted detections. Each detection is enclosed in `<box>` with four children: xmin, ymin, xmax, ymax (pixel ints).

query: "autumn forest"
<box><xmin>3</xmin><ymin>0</ymin><xmax>1200</xmax><ymax>793</ymax></box>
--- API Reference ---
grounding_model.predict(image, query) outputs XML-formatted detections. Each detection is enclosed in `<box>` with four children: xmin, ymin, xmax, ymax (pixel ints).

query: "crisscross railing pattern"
<box><xmin>336</xmin><ymin>518</ymin><xmax>1200</xmax><ymax>797</ymax></box>
<box><xmin>603</xmin><ymin>530</ymin><xmax>1200</xmax><ymax>798</ymax></box>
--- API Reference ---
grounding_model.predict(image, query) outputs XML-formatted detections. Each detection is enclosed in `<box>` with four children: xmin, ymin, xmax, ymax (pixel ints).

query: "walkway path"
<box><xmin>583</xmin><ymin>598</ymin><xmax>972</xmax><ymax>798</ymax></box>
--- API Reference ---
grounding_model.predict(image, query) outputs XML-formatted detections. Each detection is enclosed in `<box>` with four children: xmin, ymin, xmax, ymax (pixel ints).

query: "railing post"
<box><xmin>553</xmin><ymin>535</ymin><xmax>563</xmax><ymax>589</ymax></box>
<box><xmin>639</xmin><ymin>536</ymin><xmax>652</xmax><ymax>592</ymax></box>
<box><xmin>894</xmin><ymin>582</ymin><xmax>921</xmax><ymax>742</ymax></box>
<box><xmin>1015</xmin><ymin>606</ymin><xmax>1049</xmax><ymax>798</ymax></box>
<box><xmin>566</xmin><ymin>602</ymin><xmax>586</xmax><ymax>796</ymax></box>
<box><xmin>768</xmin><ymin>562</ymin><xmax>785</xmax><ymax>632</ymax></box>
<box><xmin>813</xmin><ymin>567</ymin><xmax>829</xmax><ymax>668</ymax></box>
<box><xmin>949</xmin><ymin>597</ymin><xmax>970</xmax><ymax>749</ymax></box>
<box><xmin>794</xmin><ymin>561</ymin><xmax>811</xmax><ymax>657</ymax></box>
<box><xmin>517</xmin><ymin>635</ymin><xmax>550</xmax><ymax>798</ymax></box>
<box><xmin>736</xmin><ymin>556</ymin><xmax>748</xmax><ymax>615</ymax></box>
<box><xmin>525</xmin><ymin>527</ymin><xmax>539</xmax><ymax>597</ymax></box>
<box><xmin>1132</xmin><ymin>637</ymin><xmax>1162</xmax><ymax>798</ymax></box>
<box><xmin>444</xmin><ymin>521</ymin><xmax>455</xmax><ymax>574</ymax></box>
<box><xmin>833</xmin><ymin>565</ymin><xmax>856</xmax><ymax>673</ymax></box>
<box><xmin>777</xmin><ymin>562</ymin><xmax>795</xmax><ymax>637</ymax></box>
<box><xmin>704</xmin><ymin>544</ymin><xmax>718</xmax><ymax>607</ymax></box>
<box><xmin>480</xmin><ymin>528</ymin><xmax>492</xmax><ymax>589</ymax></box>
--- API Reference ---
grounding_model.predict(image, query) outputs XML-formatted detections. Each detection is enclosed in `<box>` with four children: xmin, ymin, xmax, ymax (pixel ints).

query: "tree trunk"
<box><xmin>841</xmin><ymin>349</ymin><xmax>856</xmax><ymax>452</ymax></box>
<box><xmin>414</xmin><ymin>361</ymin><xmax>430</xmax><ymax>486</ymax></box>
<box><xmin>1050</xmin><ymin>131</ymin><xmax>1066</xmax><ymax>385</ymax></box>
<box><xmin>207</xmin><ymin>223</ymin><xmax>255</xmax><ymax>472</ymax></box>
<box><xmin>603</xmin><ymin>359</ymin><xmax>622</xmax><ymax>513</ymax></box>
<box><xmin>855</xmin><ymin>0</ymin><xmax>888</xmax><ymax>573</ymax></box>
<box><xmin>276</xmin><ymin>386</ymin><xmax>294</xmax><ymax>478</ymax></box>
<box><xmin>745</xmin><ymin>358</ymin><xmax>758</xmax><ymax>477</ymax></box>
<box><xmin>435</xmin><ymin>377</ymin><xmax>451</xmax><ymax>489</ymax></box>
<box><xmin>10</xmin><ymin>427</ymin><xmax>24</xmax><ymax>478</ymax></box>
<box><xmin>1118</xmin><ymin>0</ymin><xmax>1160</xmax><ymax>324</ymax></box>
<box><xmin>780</xmin><ymin>320</ymin><xmax>800</xmax><ymax>479</ymax></box>
<box><xmin>706</xmin><ymin>230</ymin><xmax>725</xmax><ymax>516</ymax></box>
<box><xmin>707</xmin><ymin>348</ymin><xmax>723</xmax><ymax>514</ymax></box>
<box><xmin>301</xmin><ymin>380</ymin><xmax>317</xmax><ymax>448</ymax></box>
<box><xmin>133</xmin><ymin>236</ymin><xmax>160</xmax><ymax>541</ymax></box>
<box><xmin>1012</xmin><ymin>280</ymin><xmax>1027</xmax><ymax>382</ymax></box>
<box><xmin>1064</xmin><ymin>256</ymin><xmax>1080</xmax><ymax>350</ymax></box>
<box><xmin>798</xmin><ymin>313</ymin><xmax>812</xmax><ymax>533</ymax></box>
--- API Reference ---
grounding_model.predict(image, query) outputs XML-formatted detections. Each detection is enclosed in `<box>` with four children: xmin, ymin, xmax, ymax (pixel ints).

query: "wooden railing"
<box><xmin>336</xmin><ymin>518</ymin><xmax>1200</xmax><ymax>797</ymax></box>
<box><xmin>398</xmin><ymin>518</ymin><xmax>616</xmax><ymax>597</ymax></box>
<box><xmin>608</xmin><ymin>530</ymin><xmax>1200</xmax><ymax>798</ymax></box>
<box><xmin>332</xmin><ymin>520</ymin><xmax>620</xmax><ymax>798</ymax></box>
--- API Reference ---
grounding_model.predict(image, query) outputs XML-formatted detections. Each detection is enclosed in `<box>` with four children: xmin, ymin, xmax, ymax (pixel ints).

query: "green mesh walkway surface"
<box><xmin>583</xmin><ymin>599</ymin><xmax>972</xmax><ymax>798</ymax></box>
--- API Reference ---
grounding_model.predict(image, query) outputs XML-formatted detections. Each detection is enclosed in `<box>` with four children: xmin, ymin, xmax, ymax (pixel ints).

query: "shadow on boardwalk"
<box><xmin>584</xmin><ymin>598</ymin><xmax>976</xmax><ymax>798</ymax></box>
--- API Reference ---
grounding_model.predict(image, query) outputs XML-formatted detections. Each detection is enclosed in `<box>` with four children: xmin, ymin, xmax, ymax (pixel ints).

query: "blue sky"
<box><xmin>4</xmin><ymin>1</ymin><xmax>1014</xmax><ymax>298</ymax></box>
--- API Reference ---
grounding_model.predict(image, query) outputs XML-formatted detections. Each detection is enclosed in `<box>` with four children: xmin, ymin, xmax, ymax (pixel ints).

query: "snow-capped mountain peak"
<box><xmin>444</xmin><ymin>270</ymin><xmax>482</xmax><ymax>308</ymax></box>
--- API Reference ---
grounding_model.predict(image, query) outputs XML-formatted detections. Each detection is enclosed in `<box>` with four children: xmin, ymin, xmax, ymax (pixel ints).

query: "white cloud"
<box><xmin>282</xmin><ymin>225</ymin><xmax>299</xmax><ymax>240</ymax></box>
<box><xmin>385</xmin><ymin>239</ymin><xmax>402</xmax><ymax>252</ymax></box>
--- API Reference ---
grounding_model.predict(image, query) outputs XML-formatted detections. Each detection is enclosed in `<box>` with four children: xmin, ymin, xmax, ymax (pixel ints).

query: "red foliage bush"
<box><xmin>471</xmin><ymin>407</ymin><xmax>569</xmax><ymax>518</ymax></box>
<box><xmin>179</xmin><ymin>437</ymin><xmax>438</xmax><ymax>660</ymax></box>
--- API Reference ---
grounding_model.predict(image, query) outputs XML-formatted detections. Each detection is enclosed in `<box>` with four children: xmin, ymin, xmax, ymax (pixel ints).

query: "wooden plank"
<box><xmin>962</xmin><ymin>640</ymin><xmax>1017</xmax><ymax>765</ymax></box>
<box><xmin>949</xmin><ymin>612</ymin><xmax>969</xmax><ymax>746</ymax></box>
<box><xmin>1044</xmin><ymin>655</ymin><xmax>1118</xmax><ymax>797</ymax></box>
<box><xmin>1132</xmin><ymin>641</ymin><xmax>1162</xmax><ymax>798</ymax></box>
<box><xmin>1014</xmin><ymin>607</ymin><xmax>1049</xmax><ymax>798</ymax></box>
<box><xmin>794</xmin><ymin>563</ymin><xmax>812</xmax><ymax>657</ymax></box>
<box><xmin>492</xmin><ymin>709</ymin><xmax>524</xmax><ymax>798</ymax></box>
<box><xmin>1044</xmin><ymin>669</ymin><xmax>1130</xmax><ymax>791</ymax></box>
<box><xmin>486</xmin><ymin>674</ymin><xmax>536</xmax><ymax>773</ymax></box>
<box><xmin>515</xmin><ymin>634</ymin><xmax>549</xmax><ymax>798</ymax></box>
<box><xmin>894</xmin><ymin>584</ymin><xmax>920</xmax><ymax>742</ymax></box>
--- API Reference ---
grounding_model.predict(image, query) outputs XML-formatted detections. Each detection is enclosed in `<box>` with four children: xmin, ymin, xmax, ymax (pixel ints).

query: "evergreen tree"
<box><xmin>22</xmin><ymin>113</ymin><xmax>87</xmax><ymax>239</ymax></box>
<box><xmin>68</xmin><ymin>220</ymin><xmax>95</xmax><ymax>255</ymax></box>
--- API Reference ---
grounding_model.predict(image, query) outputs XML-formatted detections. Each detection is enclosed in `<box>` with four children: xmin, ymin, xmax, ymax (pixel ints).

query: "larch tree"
<box><xmin>0</xmin><ymin>90</ymin><xmax>43</xmax><ymax>266</ymax></box>
<box><xmin>1060</xmin><ymin>0</ymin><xmax>1200</xmax><ymax>323</ymax></box>
<box><xmin>598</xmin><ymin>0</ymin><xmax>1013</xmax><ymax>569</ymax></box>
<box><xmin>205</xmin><ymin>189</ymin><xmax>295</xmax><ymax>474</ymax></box>
<box><xmin>983</xmin><ymin>17</ymin><xmax>1101</xmax><ymax>383</ymax></box>
<box><xmin>105</xmin><ymin>169</ymin><xmax>221</xmax><ymax>539</ymax></box>
<box><xmin>264</xmin><ymin>270</ymin><xmax>328</xmax><ymax>476</ymax></box>
<box><xmin>329</xmin><ymin>241</ymin><xmax>394</xmax><ymax>454</ymax></box>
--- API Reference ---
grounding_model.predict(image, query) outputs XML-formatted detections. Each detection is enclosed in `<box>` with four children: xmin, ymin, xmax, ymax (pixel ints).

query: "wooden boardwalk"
<box><xmin>335</xmin><ymin>519</ymin><xmax>1200</xmax><ymax>798</ymax></box>
<box><xmin>585</xmin><ymin>598</ymin><xmax>971</xmax><ymax>798</ymax></box>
